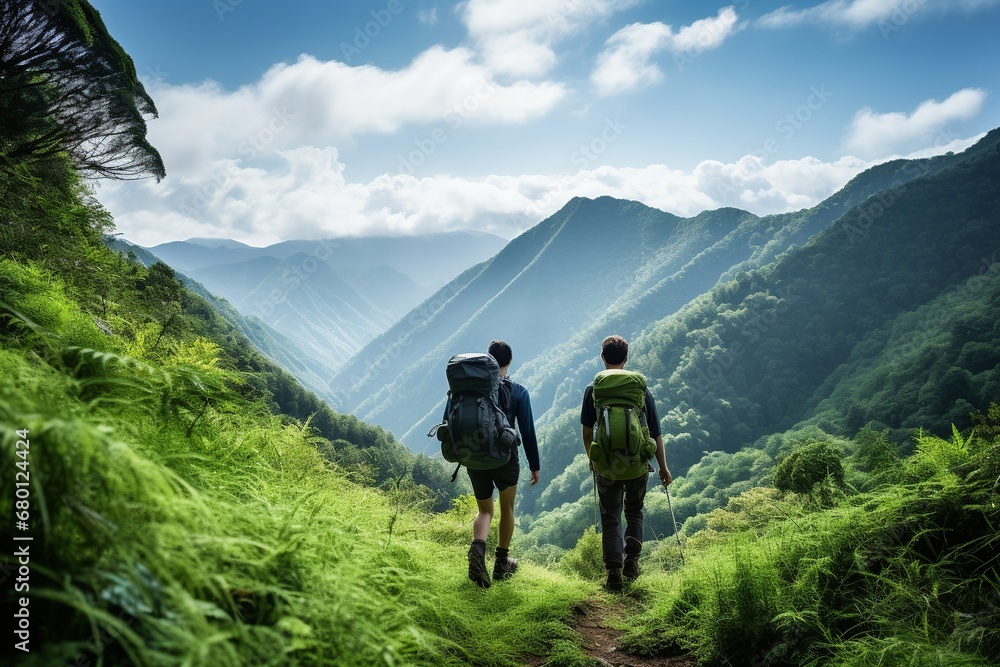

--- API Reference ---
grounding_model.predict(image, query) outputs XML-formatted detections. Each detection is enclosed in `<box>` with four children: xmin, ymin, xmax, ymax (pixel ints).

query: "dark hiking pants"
<box><xmin>596</xmin><ymin>471</ymin><xmax>649</xmax><ymax>570</ymax></box>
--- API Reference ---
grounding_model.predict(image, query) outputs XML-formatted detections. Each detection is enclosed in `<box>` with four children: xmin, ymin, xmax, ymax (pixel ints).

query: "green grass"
<box><xmin>0</xmin><ymin>258</ymin><xmax>597</xmax><ymax>666</ymax></box>
<box><xmin>617</xmin><ymin>444</ymin><xmax>1000</xmax><ymax>666</ymax></box>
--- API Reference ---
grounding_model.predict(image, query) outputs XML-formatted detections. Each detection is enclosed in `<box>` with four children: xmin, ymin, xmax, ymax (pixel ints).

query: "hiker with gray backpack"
<box><xmin>429</xmin><ymin>340</ymin><xmax>540</xmax><ymax>588</ymax></box>
<box><xmin>580</xmin><ymin>335</ymin><xmax>672</xmax><ymax>591</ymax></box>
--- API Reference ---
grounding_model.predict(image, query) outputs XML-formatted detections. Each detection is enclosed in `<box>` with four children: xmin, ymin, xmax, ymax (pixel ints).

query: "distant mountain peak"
<box><xmin>184</xmin><ymin>237</ymin><xmax>256</xmax><ymax>250</ymax></box>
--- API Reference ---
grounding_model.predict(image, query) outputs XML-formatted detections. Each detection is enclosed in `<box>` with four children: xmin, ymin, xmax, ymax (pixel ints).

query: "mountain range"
<box><xmin>127</xmin><ymin>232</ymin><xmax>507</xmax><ymax>391</ymax></box>
<box><xmin>325</xmin><ymin>129</ymin><xmax>1000</xmax><ymax>546</ymax></box>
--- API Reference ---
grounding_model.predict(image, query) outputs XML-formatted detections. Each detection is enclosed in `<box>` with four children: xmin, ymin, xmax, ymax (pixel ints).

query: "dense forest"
<box><xmin>2</xmin><ymin>2</ymin><xmax>999</xmax><ymax>665</ymax></box>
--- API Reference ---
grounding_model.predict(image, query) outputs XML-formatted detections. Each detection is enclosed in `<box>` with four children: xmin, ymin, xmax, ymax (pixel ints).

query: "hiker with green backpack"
<box><xmin>580</xmin><ymin>335</ymin><xmax>672</xmax><ymax>592</ymax></box>
<box><xmin>429</xmin><ymin>340</ymin><xmax>540</xmax><ymax>588</ymax></box>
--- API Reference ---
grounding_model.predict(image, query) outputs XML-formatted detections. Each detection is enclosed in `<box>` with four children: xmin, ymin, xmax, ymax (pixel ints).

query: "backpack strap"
<box><xmin>483</xmin><ymin>395</ymin><xmax>495</xmax><ymax>455</ymax></box>
<box><xmin>498</xmin><ymin>377</ymin><xmax>514</xmax><ymax>426</ymax></box>
<box><xmin>625</xmin><ymin>407</ymin><xmax>633</xmax><ymax>455</ymax></box>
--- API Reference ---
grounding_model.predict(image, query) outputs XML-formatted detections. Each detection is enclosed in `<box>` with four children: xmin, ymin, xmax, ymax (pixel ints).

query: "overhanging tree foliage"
<box><xmin>0</xmin><ymin>0</ymin><xmax>165</xmax><ymax>180</ymax></box>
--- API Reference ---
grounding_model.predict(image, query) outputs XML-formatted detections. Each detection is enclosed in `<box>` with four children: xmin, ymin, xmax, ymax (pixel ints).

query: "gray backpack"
<box><xmin>428</xmin><ymin>353</ymin><xmax>518</xmax><ymax>480</ymax></box>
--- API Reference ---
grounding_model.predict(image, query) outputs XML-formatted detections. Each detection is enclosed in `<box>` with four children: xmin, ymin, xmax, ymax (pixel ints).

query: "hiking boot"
<box><xmin>492</xmin><ymin>556</ymin><xmax>519</xmax><ymax>582</ymax></box>
<box><xmin>623</xmin><ymin>557</ymin><xmax>640</xmax><ymax>582</ymax></box>
<box><xmin>468</xmin><ymin>543</ymin><xmax>491</xmax><ymax>589</ymax></box>
<box><xmin>604</xmin><ymin>568</ymin><xmax>624</xmax><ymax>592</ymax></box>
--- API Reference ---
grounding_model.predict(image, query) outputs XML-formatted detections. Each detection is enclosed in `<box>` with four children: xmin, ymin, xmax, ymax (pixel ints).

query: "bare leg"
<box><xmin>497</xmin><ymin>485</ymin><xmax>517</xmax><ymax>549</ymax></box>
<box><xmin>473</xmin><ymin>496</ymin><xmax>494</xmax><ymax>542</ymax></box>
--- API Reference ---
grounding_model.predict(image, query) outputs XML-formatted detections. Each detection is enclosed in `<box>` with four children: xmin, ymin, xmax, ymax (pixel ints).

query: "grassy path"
<box><xmin>525</xmin><ymin>594</ymin><xmax>696</xmax><ymax>667</ymax></box>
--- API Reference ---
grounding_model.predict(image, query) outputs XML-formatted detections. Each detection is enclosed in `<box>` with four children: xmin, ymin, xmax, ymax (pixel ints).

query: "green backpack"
<box><xmin>588</xmin><ymin>369</ymin><xmax>657</xmax><ymax>480</ymax></box>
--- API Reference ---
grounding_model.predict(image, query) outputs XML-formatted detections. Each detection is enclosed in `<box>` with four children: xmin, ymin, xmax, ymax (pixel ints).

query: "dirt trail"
<box><xmin>572</xmin><ymin>600</ymin><xmax>695</xmax><ymax>667</ymax></box>
<box><xmin>526</xmin><ymin>598</ymin><xmax>695</xmax><ymax>667</ymax></box>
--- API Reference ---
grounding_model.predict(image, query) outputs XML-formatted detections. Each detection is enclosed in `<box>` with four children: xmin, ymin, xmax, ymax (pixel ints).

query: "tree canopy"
<box><xmin>0</xmin><ymin>0</ymin><xmax>165</xmax><ymax>180</ymax></box>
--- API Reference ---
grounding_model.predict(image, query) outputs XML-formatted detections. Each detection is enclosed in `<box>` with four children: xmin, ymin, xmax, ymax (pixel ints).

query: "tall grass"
<box><xmin>0</xmin><ymin>260</ymin><xmax>596</xmax><ymax>666</ymax></box>
<box><xmin>618</xmin><ymin>429</ymin><xmax>1000</xmax><ymax>666</ymax></box>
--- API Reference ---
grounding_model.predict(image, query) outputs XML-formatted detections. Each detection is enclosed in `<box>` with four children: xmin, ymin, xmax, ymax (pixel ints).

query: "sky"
<box><xmin>88</xmin><ymin>0</ymin><xmax>1000</xmax><ymax>247</ymax></box>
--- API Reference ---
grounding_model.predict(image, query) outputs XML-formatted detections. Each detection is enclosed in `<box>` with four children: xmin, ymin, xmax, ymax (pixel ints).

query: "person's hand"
<box><xmin>659</xmin><ymin>468</ymin><xmax>672</xmax><ymax>487</ymax></box>
<box><xmin>530</xmin><ymin>470</ymin><xmax>540</xmax><ymax>486</ymax></box>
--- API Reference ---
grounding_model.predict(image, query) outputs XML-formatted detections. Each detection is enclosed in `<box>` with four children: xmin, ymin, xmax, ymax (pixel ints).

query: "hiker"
<box><xmin>580</xmin><ymin>335</ymin><xmax>672</xmax><ymax>591</ymax></box>
<box><xmin>459</xmin><ymin>340</ymin><xmax>540</xmax><ymax>588</ymax></box>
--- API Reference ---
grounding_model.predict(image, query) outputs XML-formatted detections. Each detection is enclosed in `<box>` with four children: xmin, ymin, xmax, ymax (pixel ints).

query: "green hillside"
<box><xmin>108</xmin><ymin>237</ymin><xmax>344</xmax><ymax>408</ymax></box>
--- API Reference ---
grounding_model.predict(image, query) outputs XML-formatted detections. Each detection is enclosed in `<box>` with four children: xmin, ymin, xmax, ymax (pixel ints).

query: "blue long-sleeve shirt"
<box><xmin>502</xmin><ymin>379</ymin><xmax>540</xmax><ymax>472</ymax></box>
<box><xmin>442</xmin><ymin>377</ymin><xmax>540</xmax><ymax>471</ymax></box>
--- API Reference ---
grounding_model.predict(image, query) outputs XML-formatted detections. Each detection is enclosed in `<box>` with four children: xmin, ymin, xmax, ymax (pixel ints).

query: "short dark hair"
<box><xmin>601</xmin><ymin>335</ymin><xmax>628</xmax><ymax>365</ymax></box>
<box><xmin>488</xmin><ymin>340</ymin><xmax>513</xmax><ymax>367</ymax></box>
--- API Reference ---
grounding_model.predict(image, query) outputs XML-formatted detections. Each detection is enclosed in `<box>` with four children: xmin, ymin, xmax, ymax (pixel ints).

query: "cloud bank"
<box><xmin>759</xmin><ymin>0</ymin><xmax>1000</xmax><ymax>30</ymax></box>
<box><xmin>845</xmin><ymin>88</ymin><xmax>987</xmax><ymax>158</ymax></box>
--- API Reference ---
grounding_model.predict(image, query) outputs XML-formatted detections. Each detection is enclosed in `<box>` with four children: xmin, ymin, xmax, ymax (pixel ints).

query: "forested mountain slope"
<box><xmin>330</xmin><ymin>141</ymin><xmax>975</xmax><ymax>453</ymax></box>
<box><xmin>141</xmin><ymin>234</ymin><xmax>507</xmax><ymax>383</ymax></box>
<box><xmin>109</xmin><ymin>237</ymin><xmax>344</xmax><ymax>406</ymax></box>
<box><xmin>330</xmin><ymin>197</ymin><xmax>747</xmax><ymax>444</ymax></box>
<box><xmin>521</xmin><ymin>128</ymin><xmax>1000</xmax><ymax>544</ymax></box>
<box><xmin>637</xmin><ymin>127</ymin><xmax>1000</xmax><ymax>467</ymax></box>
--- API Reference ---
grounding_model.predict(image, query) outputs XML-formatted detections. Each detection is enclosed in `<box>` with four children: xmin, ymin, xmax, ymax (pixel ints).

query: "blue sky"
<box><xmin>90</xmin><ymin>0</ymin><xmax>1000</xmax><ymax>246</ymax></box>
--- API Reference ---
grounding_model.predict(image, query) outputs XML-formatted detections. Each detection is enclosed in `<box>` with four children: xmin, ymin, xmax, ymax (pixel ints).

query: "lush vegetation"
<box><xmin>620</xmin><ymin>417</ymin><xmax>1000</xmax><ymax>666</ymax></box>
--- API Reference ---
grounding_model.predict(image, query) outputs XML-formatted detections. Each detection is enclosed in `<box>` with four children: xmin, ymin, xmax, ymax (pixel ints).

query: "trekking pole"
<box><xmin>592</xmin><ymin>468</ymin><xmax>599</xmax><ymax>531</ymax></box>
<box><xmin>663</xmin><ymin>485</ymin><xmax>685</xmax><ymax>566</ymax></box>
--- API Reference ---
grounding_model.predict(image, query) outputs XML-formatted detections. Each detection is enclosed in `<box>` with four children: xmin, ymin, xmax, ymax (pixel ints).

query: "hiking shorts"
<box><xmin>467</xmin><ymin>452</ymin><xmax>520</xmax><ymax>500</ymax></box>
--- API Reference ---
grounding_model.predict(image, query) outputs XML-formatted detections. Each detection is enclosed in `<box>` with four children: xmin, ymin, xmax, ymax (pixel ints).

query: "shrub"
<box><xmin>773</xmin><ymin>440</ymin><xmax>845</xmax><ymax>495</ymax></box>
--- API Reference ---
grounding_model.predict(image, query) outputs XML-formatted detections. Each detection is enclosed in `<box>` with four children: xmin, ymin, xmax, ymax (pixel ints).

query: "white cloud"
<box><xmin>460</xmin><ymin>0</ymin><xmax>639</xmax><ymax>78</ymax></box>
<box><xmin>99</xmin><ymin>129</ymin><xmax>983</xmax><ymax>249</ymax></box>
<box><xmin>591</xmin><ymin>8</ymin><xmax>740</xmax><ymax>96</ymax></box>
<box><xmin>591</xmin><ymin>22</ymin><xmax>672</xmax><ymax>96</ymax></box>
<box><xmin>759</xmin><ymin>0</ymin><xmax>1000</xmax><ymax>30</ymax></box>
<box><xmin>844</xmin><ymin>88</ymin><xmax>987</xmax><ymax>158</ymax></box>
<box><xmin>141</xmin><ymin>47</ymin><xmax>566</xmax><ymax>176</ymax></box>
<box><xmin>670</xmin><ymin>6</ymin><xmax>742</xmax><ymax>52</ymax></box>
